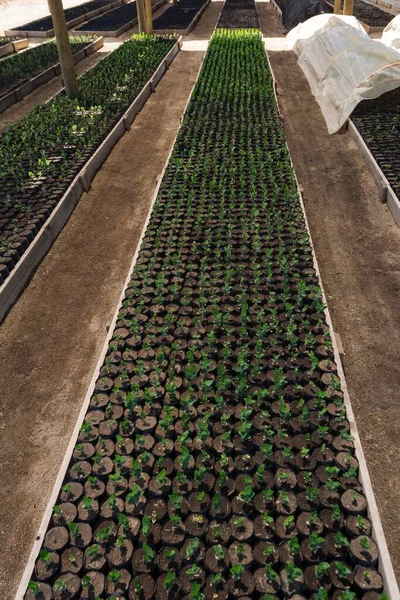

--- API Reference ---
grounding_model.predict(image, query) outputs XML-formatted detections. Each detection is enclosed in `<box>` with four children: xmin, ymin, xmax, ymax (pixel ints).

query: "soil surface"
<box><xmin>0</xmin><ymin>3</ymin><xmax>222</xmax><ymax>596</ymax></box>
<box><xmin>260</xmin><ymin>1</ymin><xmax>400</xmax><ymax>584</ymax></box>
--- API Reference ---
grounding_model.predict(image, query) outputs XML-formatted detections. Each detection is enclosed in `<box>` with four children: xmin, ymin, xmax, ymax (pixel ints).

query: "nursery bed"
<box><xmin>352</xmin><ymin>0</ymin><xmax>392</xmax><ymax>29</ymax></box>
<box><xmin>0</xmin><ymin>36</ymin><xmax>103</xmax><ymax>115</ymax></box>
<box><xmin>5</xmin><ymin>0</ymin><xmax>123</xmax><ymax>38</ymax></box>
<box><xmin>0</xmin><ymin>36</ymin><xmax>28</xmax><ymax>58</ymax></box>
<box><xmin>351</xmin><ymin>87</ymin><xmax>400</xmax><ymax>226</ymax></box>
<box><xmin>153</xmin><ymin>0</ymin><xmax>210</xmax><ymax>35</ymax></box>
<box><xmin>217</xmin><ymin>0</ymin><xmax>260</xmax><ymax>29</ymax></box>
<box><xmin>75</xmin><ymin>0</ymin><xmax>167</xmax><ymax>37</ymax></box>
<box><xmin>18</xmin><ymin>29</ymin><xmax>394</xmax><ymax>600</ymax></box>
<box><xmin>0</xmin><ymin>35</ymin><xmax>180</xmax><ymax>321</ymax></box>
<box><xmin>324</xmin><ymin>0</ymin><xmax>392</xmax><ymax>31</ymax></box>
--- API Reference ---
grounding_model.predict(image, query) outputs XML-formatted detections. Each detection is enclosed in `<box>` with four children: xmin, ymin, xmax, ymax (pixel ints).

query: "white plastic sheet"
<box><xmin>381</xmin><ymin>14</ymin><xmax>400</xmax><ymax>50</ymax></box>
<box><xmin>287</xmin><ymin>13</ymin><xmax>369</xmax><ymax>50</ymax></box>
<box><xmin>286</xmin><ymin>15</ymin><xmax>400</xmax><ymax>133</ymax></box>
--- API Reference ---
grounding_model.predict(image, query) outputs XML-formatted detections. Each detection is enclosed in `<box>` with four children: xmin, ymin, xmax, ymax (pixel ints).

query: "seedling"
<box><xmin>230</xmin><ymin>565</ymin><xmax>244</xmax><ymax>580</ymax></box>
<box><xmin>186</xmin><ymin>537</ymin><xmax>200</xmax><ymax>558</ymax></box>
<box><xmin>189</xmin><ymin>582</ymin><xmax>204</xmax><ymax>600</ymax></box>
<box><xmin>309</xmin><ymin>532</ymin><xmax>325</xmax><ymax>552</ymax></box>
<box><xmin>315</xmin><ymin>562</ymin><xmax>330</xmax><ymax>580</ymax></box>
<box><xmin>335</xmin><ymin>562</ymin><xmax>351</xmax><ymax>578</ymax></box>
<box><xmin>164</xmin><ymin>548</ymin><xmax>176</xmax><ymax>561</ymax></box>
<box><xmin>164</xmin><ymin>572</ymin><xmax>176</xmax><ymax>592</ymax></box>
<box><xmin>360</xmin><ymin>537</ymin><xmax>371</xmax><ymax>550</ymax></box>
<box><xmin>264</xmin><ymin>564</ymin><xmax>278</xmax><ymax>581</ymax></box>
<box><xmin>27</xmin><ymin>582</ymin><xmax>41</xmax><ymax>596</ymax></box>
<box><xmin>286</xmin><ymin>561</ymin><xmax>303</xmax><ymax>581</ymax></box>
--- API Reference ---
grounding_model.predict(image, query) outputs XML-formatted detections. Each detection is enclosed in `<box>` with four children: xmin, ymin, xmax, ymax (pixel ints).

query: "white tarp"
<box><xmin>286</xmin><ymin>15</ymin><xmax>400</xmax><ymax>134</ymax></box>
<box><xmin>287</xmin><ymin>13</ymin><xmax>369</xmax><ymax>49</ymax></box>
<box><xmin>381</xmin><ymin>14</ymin><xmax>400</xmax><ymax>50</ymax></box>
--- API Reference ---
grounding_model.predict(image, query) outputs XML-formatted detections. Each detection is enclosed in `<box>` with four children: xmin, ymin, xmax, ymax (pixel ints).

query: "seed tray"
<box><xmin>0</xmin><ymin>36</ymin><xmax>180</xmax><ymax>318</ymax></box>
<box><xmin>16</xmin><ymin>29</ymin><xmax>396</xmax><ymax>600</ymax></box>
<box><xmin>0</xmin><ymin>36</ymin><xmax>28</xmax><ymax>58</ymax></box>
<box><xmin>217</xmin><ymin>0</ymin><xmax>260</xmax><ymax>29</ymax></box>
<box><xmin>75</xmin><ymin>0</ymin><xmax>167</xmax><ymax>37</ymax></box>
<box><xmin>324</xmin><ymin>0</ymin><xmax>392</xmax><ymax>30</ymax></box>
<box><xmin>350</xmin><ymin>87</ymin><xmax>400</xmax><ymax>226</ymax></box>
<box><xmin>0</xmin><ymin>37</ymin><xmax>103</xmax><ymax>115</ymax></box>
<box><xmin>5</xmin><ymin>0</ymin><xmax>123</xmax><ymax>38</ymax></box>
<box><xmin>153</xmin><ymin>0</ymin><xmax>210</xmax><ymax>35</ymax></box>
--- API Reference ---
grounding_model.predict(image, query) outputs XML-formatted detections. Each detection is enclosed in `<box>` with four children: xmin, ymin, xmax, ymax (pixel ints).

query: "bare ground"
<box><xmin>260</xmin><ymin>1</ymin><xmax>400</xmax><ymax>583</ymax></box>
<box><xmin>0</xmin><ymin>3</ymin><xmax>223</xmax><ymax>597</ymax></box>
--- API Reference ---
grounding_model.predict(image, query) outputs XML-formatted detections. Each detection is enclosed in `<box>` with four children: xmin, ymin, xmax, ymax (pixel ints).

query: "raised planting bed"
<box><xmin>75</xmin><ymin>0</ymin><xmax>167</xmax><ymax>37</ymax></box>
<box><xmin>0</xmin><ymin>36</ymin><xmax>28</xmax><ymax>58</ymax></box>
<box><xmin>217</xmin><ymin>0</ymin><xmax>260</xmax><ymax>29</ymax></box>
<box><xmin>325</xmin><ymin>0</ymin><xmax>392</xmax><ymax>30</ymax></box>
<box><xmin>0</xmin><ymin>34</ymin><xmax>180</xmax><ymax>321</ymax></box>
<box><xmin>5</xmin><ymin>0</ymin><xmax>123</xmax><ymax>38</ymax></box>
<box><xmin>18</xmin><ymin>28</ymin><xmax>395</xmax><ymax>600</ymax></box>
<box><xmin>351</xmin><ymin>87</ymin><xmax>400</xmax><ymax>226</ymax></box>
<box><xmin>0</xmin><ymin>36</ymin><xmax>103</xmax><ymax>115</ymax></box>
<box><xmin>153</xmin><ymin>0</ymin><xmax>210</xmax><ymax>35</ymax></box>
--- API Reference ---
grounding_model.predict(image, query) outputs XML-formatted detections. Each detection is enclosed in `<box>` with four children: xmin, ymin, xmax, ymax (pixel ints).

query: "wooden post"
<box><xmin>137</xmin><ymin>0</ymin><xmax>147</xmax><ymax>32</ymax></box>
<box><xmin>343</xmin><ymin>0</ymin><xmax>354</xmax><ymax>14</ymax></box>
<box><xmin>145</xmin><ymin>0</ymin><xmax>153</xmax><ymax>33</ymax></box>
<box><xmin>333</xmin><ymin>0</ymin><xmax>341</xmax><ymax>13</ymax></box>
<box><xmin>47</xmin><ymin>0</ymin><xmax>77</xmax><ymax>97</ymax></box>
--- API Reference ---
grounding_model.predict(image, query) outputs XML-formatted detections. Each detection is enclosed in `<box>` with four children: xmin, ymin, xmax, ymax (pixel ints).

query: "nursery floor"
<box><xmin>0</xmin><ymin>4</ymin><xmax>223</xmax><ymax>596</ymax></box>
<box><xmin>260</xmin><ymin>1</ymin><xmax>400</xmax><ymax>583</ymax></box>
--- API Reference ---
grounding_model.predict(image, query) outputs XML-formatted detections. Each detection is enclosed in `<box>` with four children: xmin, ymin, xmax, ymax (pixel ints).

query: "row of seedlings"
<box><xmin>352</xmin><ymin>87</ymin><xmax>400</xmax><ymax>202</ymax></box>
<box><xmin>0</xmin><ymin>36</ymin><xmax>97</xmax><ymax>100</ymax></box>
<box><xmin>0</xmin><ymin>34</ymin><xmax>177</xmax><ymax>287</ymax></box>
<box><xmin>25</xmin><ymin>29</ymin><xmax>385</xmax><ymax>600</ymax></box>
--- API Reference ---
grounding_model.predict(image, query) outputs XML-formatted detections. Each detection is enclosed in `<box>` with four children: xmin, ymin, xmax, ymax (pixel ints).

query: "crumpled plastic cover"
<box><xmin>381</xmin><ymin>14</ymin><xmax>400</xmax><ymax>50</ymax></box>
<box><xmin>286</xmin><ymin>14</ymin><xmax>400</xmax><ymax>133</ymax></box>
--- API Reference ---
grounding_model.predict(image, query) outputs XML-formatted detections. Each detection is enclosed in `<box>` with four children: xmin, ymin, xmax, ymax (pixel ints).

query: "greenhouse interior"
<box><xmin>0</xmin><ymin>0</ymin><xmax>400</xmax><ymax>598</ymax></box>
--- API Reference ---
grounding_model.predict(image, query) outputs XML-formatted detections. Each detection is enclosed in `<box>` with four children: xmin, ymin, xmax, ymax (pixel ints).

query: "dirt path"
<box><xmin>260</xmin><ymin>2</ymin><xmax>400</xmax><ymax>583</ymax></box>
<box><xmin>0</xmin><ymin>4</ymin><xmax>222</xmax><ymax>597</ymax></box>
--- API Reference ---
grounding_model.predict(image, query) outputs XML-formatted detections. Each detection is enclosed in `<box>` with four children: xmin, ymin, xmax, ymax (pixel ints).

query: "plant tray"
<box><xmin>153</xmin><ymin>0</ymin><xmax>210</xmax><ymax>35</ymax></box>
<box><xmin>0</xmin><ymin>37</ymin><xmax>181</xmax><ymax>323</ymax></box>
<box><xmin>0</xmin><ymin>37</ymin><xmax>104</xmax><ymax>116</ymax></box>
<box><xmin>216</xmin><ymin>0</ymin><xmax>260</xmax><ymax>29</ymax></box>
<box><xmin>325</xmin><ymin>0</ymin><xmax>392</xmax><ymax>31</ymax></box>
<box><xmin>0</xmin><ymin>37</ymin><xmax>28</xmax><ymax>58</ymax></box>
<box><xmin>75</xmin><ymin>0</ymin><xmax>167</xmax><ymax>37</ymax></box>
<box><xmin>348</xmin><ymin>117</ymin><xmax>400</xmax><ymax>227</ymax></box>
<box><xmin>4</xmin><ymin>0</ymin><xmax>123</xmax><ymax>38</ymax></box>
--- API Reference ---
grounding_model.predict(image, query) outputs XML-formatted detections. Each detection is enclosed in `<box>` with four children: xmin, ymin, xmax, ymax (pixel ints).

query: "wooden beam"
<box><xmin>145</xmin><ymin>0</ymin><xmax>153</xmax><ymax>33</ymax></box>
<box><xmin>47</xmin><ymin>0</ymin><xmax>77</xmax><ymax>97</ymax></box>
<box><xmin>334</xmin><ymin>0</ymin><xmax>342</xmax><ymax>14</ymax></box>
<box><xmin>343</xmin><ymin>0</ymin><xmax>354</xmax><ymax>14</ymax></box>
<box><xmin>137</xmin><ymin>0</ymin><xmax>147</xmax><ymax>32</ymax></box>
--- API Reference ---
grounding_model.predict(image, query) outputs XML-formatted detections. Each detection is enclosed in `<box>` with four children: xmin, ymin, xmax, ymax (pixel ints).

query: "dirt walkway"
<box><xmin>0</xmin><ymin>4</ymin><xmax>222</xmax><ymax>597</ymax></box>
<box><xmin>260</xmin><ymin>2</ymin><xmax>400</xmax><ymax>583</ymax></box>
